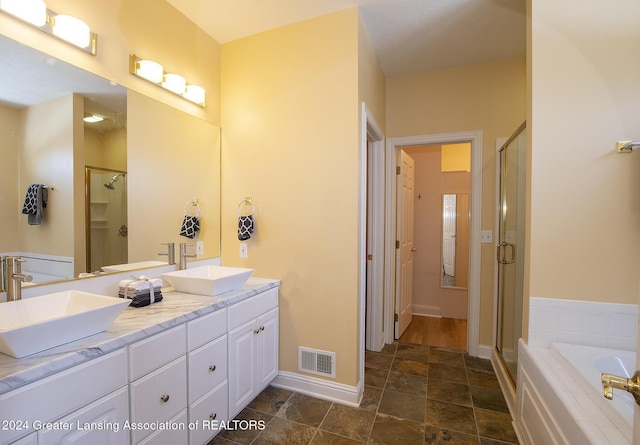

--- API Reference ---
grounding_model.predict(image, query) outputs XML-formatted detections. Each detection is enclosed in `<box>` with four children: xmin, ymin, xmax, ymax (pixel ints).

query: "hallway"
<box><xmin>211</xmin><ymin>343</ymin><xmax>518</xmax><ymax>445</ymax></box>
<box><xmin>398</xmin><ymin>316</ymin><xmax>467</xmax><ymax>350</ymax></box>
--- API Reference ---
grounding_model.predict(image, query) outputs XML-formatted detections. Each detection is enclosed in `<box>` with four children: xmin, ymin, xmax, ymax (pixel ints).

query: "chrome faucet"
<box><xmin>601</xmin><ymin>371</ymin><xmax>640</xmax><ymax>406</ymax></box>
<box><xmin>158</xmin><ymin>242</ymin><xmax>176</xmax><ymax>265</ymax></box>
<box><xmin>6</xmin><ymin>257</ymin><xmax>33</xmax><ymax>302</ymax></box>
<box><xmin>179</xmin><ymin>243</ymin><xmax>197</xmax><ymax>270</ymax></box>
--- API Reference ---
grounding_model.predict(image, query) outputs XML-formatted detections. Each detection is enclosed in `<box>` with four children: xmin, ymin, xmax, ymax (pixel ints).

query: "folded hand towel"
<box><xmin>180</xmin><ymin>215</ymin><xmax>200</xmax><ymax>239</ymax></box>
<box><xmin>22</xmin><ymin>184</ymin><xmax>48</xmax><ymax>225</ymax></box>
<box><xmin>119</xmin><ymin>290</ymin><xmax>163</xmax><ymax>307</ymax></box>
<box><xmin>118</xmin><ymin>276</ymin><xmax>163</xmax><ymax>307</ymax></box>
<box><xmin>118</xmin><ymin>277</ymin><xmax>162</xmax><ymax>291</ymax></box>
<box><xmin>238</xmin><ymin>215</ymin><xmax>254</xmax><ymax>240</ymax></box>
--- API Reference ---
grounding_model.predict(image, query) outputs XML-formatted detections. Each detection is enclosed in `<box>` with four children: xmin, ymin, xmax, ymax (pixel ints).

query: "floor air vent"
<box><xmin>298</xmin><ymin>347</ymin><xmax>336</xmax><ymax>378</ymax></box>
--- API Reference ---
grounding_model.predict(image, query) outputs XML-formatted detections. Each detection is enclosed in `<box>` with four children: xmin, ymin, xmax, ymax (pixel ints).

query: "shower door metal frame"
<box><xmin>495</xmin><ymin>121</ymin><xmax>526</xmax><ymax>386</ymax></box>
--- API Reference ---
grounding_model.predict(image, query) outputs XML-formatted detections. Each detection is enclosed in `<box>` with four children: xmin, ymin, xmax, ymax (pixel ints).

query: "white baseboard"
<box><xmin>412</xmin><ymin>304</ymin><xmax>441</xmax><ymax>317</ymax></box>
<box><xmin>271</xmin><ymin>371</ymin><xmax>362</xmax><ymax>407</ymax></box>
<box><xmin>477</xmin><ymin>344</ymin><xmax>493</xmax><ymax>360</ymax></box>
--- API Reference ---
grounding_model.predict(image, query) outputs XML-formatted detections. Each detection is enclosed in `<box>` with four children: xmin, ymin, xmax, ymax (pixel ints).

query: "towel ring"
<box><xmin>184</xmin><ymin>200</ymin><xmax>201</xmax><ymax>217</ymax></box>
<box><xmin>237</xmin><ymin>197</ymin><xmax>255</xmax><ymax>216</ymax></box>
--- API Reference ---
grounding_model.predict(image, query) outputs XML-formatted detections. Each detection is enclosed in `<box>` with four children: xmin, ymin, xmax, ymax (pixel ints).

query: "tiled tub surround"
<box><xmin>517</xmin><ymin>298</ymin><xmax>638</xmax><ymax>445</ymax></box>
<box><xmin>528</xmin><ymin>297</ymin><xmax>637</xmax><ymax>351</ymax></box>
<box><xmin>0</xmin><ymin>277</ymin><xmax>279</xmax><ymax>444</ymax></box>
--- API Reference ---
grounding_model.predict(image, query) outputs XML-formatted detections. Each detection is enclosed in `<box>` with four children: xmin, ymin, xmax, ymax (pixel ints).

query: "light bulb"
<box><xmin>52</xmin><ymin>14</ymin><xmax>91</xmax><ymax>48</ymax></box>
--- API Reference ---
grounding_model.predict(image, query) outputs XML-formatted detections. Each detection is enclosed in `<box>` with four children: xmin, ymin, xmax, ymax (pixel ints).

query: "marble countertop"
<box><xmin>0</xmin><ymin>277</ymin><xmax>279</xmax><ymax>395</ymax></box>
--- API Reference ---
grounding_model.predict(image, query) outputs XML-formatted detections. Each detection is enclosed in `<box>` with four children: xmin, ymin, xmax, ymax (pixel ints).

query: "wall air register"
<box><xmin>298</xmin><ymin>347</ymin><xmax>336</xmax><ymax>378</ymax></box>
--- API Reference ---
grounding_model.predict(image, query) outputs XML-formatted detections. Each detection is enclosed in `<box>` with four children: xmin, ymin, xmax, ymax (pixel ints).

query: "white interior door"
<box><xmin>442</xmin><ymin>194</ymin><xmax>457</xmax><ymax>277</ymax></box>
<box><xmin>395</xmin><ymin>149</ymin><xmax>415</xmax><ymax>338</ymax></box>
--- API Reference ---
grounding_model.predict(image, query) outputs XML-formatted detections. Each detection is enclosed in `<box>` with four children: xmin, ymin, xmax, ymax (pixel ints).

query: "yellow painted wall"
<box><xmin>357</xmin><ymin>14</ymin><xmax>386</xmax><ymax>131</ymax></box>
<box><xmin>0</xmin><ymin>106</ymin><xmax>20</xmax><ymax>252</ymax></box>
<box><xmin>127</xmin><ymin>90</ymin><xmax>221</xmax><ymax>263</ymax></box>
<box><xmin>442</xmin><ymin>143</ymin><xmax>471</xmax><ymax>172</ymax></box>
<box><xmin>221</xmin><ymin>9</ymin><xmax>364</xmax><ymax>386</ymax></box>
<box><xmin>0</xmin><ymin>0</ymin><xmax>221</xmax><ymax>126</ymax></box>
<box><xmin>387</xmin><ymin>56</ymin><xmax>526</xmax><ymax>346</ymax></box>
<box><xmin>527</xmin><ymin>0</ymin><xmax>640</xmax><ymax>305</ymax></box>
<box><xmin>19</xmin><ymin>95</ymin><xmax>76</xmax><ymax>258</ymax></box>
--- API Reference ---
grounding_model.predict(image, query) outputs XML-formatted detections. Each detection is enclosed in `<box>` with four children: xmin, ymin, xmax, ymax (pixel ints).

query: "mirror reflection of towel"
<box><xmin>21</xmin><ymin>184</ymin><xmax>48</xmax><ymax>225</ymax></box>
<box><xmin>238</xmin><ymin>215</ymin><xmax>254</xmax><ymax>240</ymax></box>
<box><xmin>180</xmin><ymin>215</ymin><xmax>200</xmax><ymax>239</ymax></box>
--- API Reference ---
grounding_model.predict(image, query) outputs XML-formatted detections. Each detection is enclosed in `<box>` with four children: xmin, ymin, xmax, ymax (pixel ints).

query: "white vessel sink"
<box><xmin>0</xmin><ymin>291</ymin><xmax>130</xmax><ymax>358</ymax></box>
<box><xmin>162</xmin><ymin>266</ymin><xmax>254</xmax><ymax>296</ymax></box>
<box><xmin>102</xmin><ymin>260</ymin><xmax>167</xmax><ymax>273</ymax></box>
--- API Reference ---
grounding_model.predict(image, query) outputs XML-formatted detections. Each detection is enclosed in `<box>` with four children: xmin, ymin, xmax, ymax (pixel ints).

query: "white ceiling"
<box><xmin>167</xmin><ymin>0</ymin><xmax>526</xmax><ymax>78</ymax></box>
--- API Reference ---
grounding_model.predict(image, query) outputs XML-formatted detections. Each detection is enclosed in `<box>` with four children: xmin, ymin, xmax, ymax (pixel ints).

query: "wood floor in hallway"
<box><xmin>398</xmin><ymin>315</ymin><xmax>467</xmax><ymax>351</ymax></box>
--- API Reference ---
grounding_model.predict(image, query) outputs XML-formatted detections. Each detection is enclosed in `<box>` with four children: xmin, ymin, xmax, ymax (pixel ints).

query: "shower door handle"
<box><xmin>496</xmin><ymin>242</ymin><xmax>515</xmax><ymax>265</ymax></box>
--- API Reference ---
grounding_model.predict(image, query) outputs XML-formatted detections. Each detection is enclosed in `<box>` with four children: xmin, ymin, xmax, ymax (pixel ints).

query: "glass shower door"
<box><xmin>496</xmin><ymin>122</ymin><xmax>526</xmax><ymax>384</ymax></box>
<box><xmin>85</xmin><ymin>167</ymin><xmax>128</xmax><ymax>273</ymax></box>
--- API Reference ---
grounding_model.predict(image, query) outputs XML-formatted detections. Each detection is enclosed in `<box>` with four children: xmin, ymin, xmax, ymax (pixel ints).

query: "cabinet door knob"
<box><xmin>260</xmin><ymin>326</ymin><xmax>265</xmax><ymax>331</ymax></box>
<box><xmin>209</xmin><ymin>365</ymin><xmax>217</xmax><ymax>372</ymax></box>
<box><xmin>254</xmin><ymin>328</ymin><xmax>260</xmax><ymax>334</ymax></box>
<box><xmin>210</xmin><ymin>413</ymin><xmax>217</xmax><ymax>420</ymax></box>
<box><xmin>160</xmin><ymin>394</ymin><xmax>170</xmax><ymax>403</ymax></box>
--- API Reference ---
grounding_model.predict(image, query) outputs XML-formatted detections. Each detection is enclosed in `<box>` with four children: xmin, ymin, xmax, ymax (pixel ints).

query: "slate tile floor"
<box><xmin>210</xmin><ymin>343</ymin><xmax>519</xmax><ymax>445</ymax></box>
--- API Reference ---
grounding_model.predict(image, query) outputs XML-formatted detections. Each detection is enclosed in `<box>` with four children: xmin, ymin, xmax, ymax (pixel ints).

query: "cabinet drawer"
<box><xmin>7</xmin><ymin>433</ymin><xmax>36</xmax><ymax>445</ymax></box>
<box><xmin>187</xmin><ymin>309</ymin><xmax>227</xmax><ymax>351</ymax></box>
<box><xmin>188</xmin><ymin>335</ymin><xmax>228</xmax><ymax>402</ymax></box>
<box><xmin>188</xmin><ymin>382</ymin><xmax>228</xmax><ymax>445</ymax></box>
<box><xmin>129</xmin><ymin>357</ymin><xmax>187</xmax><ymax>444</ymax></box>
<box><xmin>38</xmin><ymin>387</ymin><xmax>129</xmax><ymax>445</ymax></box>
<box><xmin>228</xmin><ymin>288</ymin><xmax>278</xmax><ymax>330</ymax></box>
<box><xmin>137</xmin><ymin>409</ymin><xmax>188</xmax><ymax>445</ymax></box>
<box><xmin>129</xmin><ymin>325</ymin><xmax>186</xmax><ymax>380</ymax></box>
<box><xmin>0</xmin><ymin>349</ymin><xmax>127</xmax><ymax>444</ymax></box>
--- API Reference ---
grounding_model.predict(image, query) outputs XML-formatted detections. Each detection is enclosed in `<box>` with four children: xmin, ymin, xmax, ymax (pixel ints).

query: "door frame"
<box><xmin>359</xmin><ymin>103</ymin><xmax>385</xmax><ymax>393</ymax></box>
<box><xmin>384</xmin><ymin>131</ymin><xmax>483</xmax><ymax>356</ymax></box>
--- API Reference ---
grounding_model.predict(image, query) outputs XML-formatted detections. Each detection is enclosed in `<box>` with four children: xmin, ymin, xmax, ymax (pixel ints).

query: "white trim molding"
<box><xmin>385</xmin><ymin>131</ymin><xmax>483</xmax><ymax>357</ymax></box>
<box><xmin>412</xmin><ymin>305</ymin><xmax>441</xmax><ymax>318</ymax></box>
<box><xmin>271</xmin><ymin>371</ymin><xmax>362</xmax><ymax>407</ymax></box>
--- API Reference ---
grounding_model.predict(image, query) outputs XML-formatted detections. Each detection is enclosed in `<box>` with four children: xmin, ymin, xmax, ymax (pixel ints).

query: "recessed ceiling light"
<box><xmin>83</xmin><ymin>114</ymin><xmax>104</xmax><ymax>123</ymax></box>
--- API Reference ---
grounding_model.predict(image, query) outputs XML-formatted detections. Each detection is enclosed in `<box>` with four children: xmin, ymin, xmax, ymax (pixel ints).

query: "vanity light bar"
<box><xmin>129</xmin><ymin>54</ymin><xmax>206</xmax><ymax>107</ymax></box>
<box><xmin>0</xmin><ymin>0</ymin><xmax>98</xmax><ymax>55</ymax></box>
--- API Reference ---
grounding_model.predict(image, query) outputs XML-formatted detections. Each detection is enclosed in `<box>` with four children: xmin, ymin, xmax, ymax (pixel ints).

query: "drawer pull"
<box><xmin>210</xmin><ymin>413</ymin><xmax>217</xmax><ymax>420</ymax></box>
<box><xmin>160</xmin><ymin>394</ymin><xmax>170</xmax><ymax>403</ymax></box>
<box><xmin>209</xmin><ymin>365</ymin><xmax>217</xmax><ymax>372</ymax></box>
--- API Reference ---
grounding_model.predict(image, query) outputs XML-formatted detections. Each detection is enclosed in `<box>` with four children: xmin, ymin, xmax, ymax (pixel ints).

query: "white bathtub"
<box><xmin>517</xmin><ymin>340</ymin><xmax>635</xmax><ymax>444</ymax></box>
<box><xmin>551</xmin><ymin>343</ymin><xmax>635</xmax><ymax>435</ymax></box>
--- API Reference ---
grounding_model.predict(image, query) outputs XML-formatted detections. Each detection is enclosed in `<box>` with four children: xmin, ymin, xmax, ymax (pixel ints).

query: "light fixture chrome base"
<box><xmin>616</xmin><ymin>141</ymin><xmax>640</xmax><ymax>153</ymax></box>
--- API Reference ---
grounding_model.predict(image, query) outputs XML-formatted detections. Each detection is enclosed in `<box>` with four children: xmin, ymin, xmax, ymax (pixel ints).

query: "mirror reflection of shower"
<box><xmin>86</xmin><ymin>167</ymin><xmax>128</xmax><ymax>273</ymax></box>
<box><xmin>104</xmin><ymin>173</ymin><xmax>125</xmax><ymax>190</ymax></box>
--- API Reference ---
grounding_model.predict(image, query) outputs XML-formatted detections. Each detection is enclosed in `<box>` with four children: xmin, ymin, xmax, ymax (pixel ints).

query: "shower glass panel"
<box><xmin>496</xmin><ymin>122</ymin><xmax>526</xmax><ymax>385</ymax></box>
<box><xmin>85</xmin><ymin>167</ymin><xmax>128</xmax><ymax>273</ymax></box>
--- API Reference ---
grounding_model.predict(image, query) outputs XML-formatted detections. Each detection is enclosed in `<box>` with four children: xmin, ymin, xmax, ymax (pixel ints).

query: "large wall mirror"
<box><xmin>441</xmin><ymin>193</ymin><xmax>469</xmax><ymax>288</ymax></box>
<box><xmin>0</xmin><ymin>34</ymin><xmax>221</xmax><ymax>290</ymax></box>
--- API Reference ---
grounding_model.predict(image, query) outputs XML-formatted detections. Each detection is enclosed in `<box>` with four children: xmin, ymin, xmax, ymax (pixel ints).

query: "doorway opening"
<box><xmin>384</xmin><ymin>131</ymin><xmax>482</xmax><ymax>357</ymax></box>
<box><xmin>396</xmin><ymin>143</ymin><xmax>471</xmax><ymax>350</ymax></box>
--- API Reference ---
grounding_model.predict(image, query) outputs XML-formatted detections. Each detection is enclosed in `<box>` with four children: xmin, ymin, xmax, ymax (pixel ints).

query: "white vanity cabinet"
<box><xmin>186</xmin><ymin>310</ymin><xmax>228</xmax><ymax>445</ymax></box>
<box><xmin>0</xmin><ymin>349</ymin><xmax>128</xmax><ymax>445</ymax></box>
<box><xmin>0</xmin><ymin>281</ymin><xmax>280</xmax><ymax>445</ymax></box>
<box><xmin>38</xmin><ymin>388</ymin><xmax>129</xmax><ymax>444</ymax></box>
<box><xmin>228</xmin><ymin>288</ymin><xmax>279</xmax><ymax>418</ymax></box>
<box><xmin>128</xmin><ymin>325</ymin><xmax>188</xmax><ymax>444</ymax></box>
